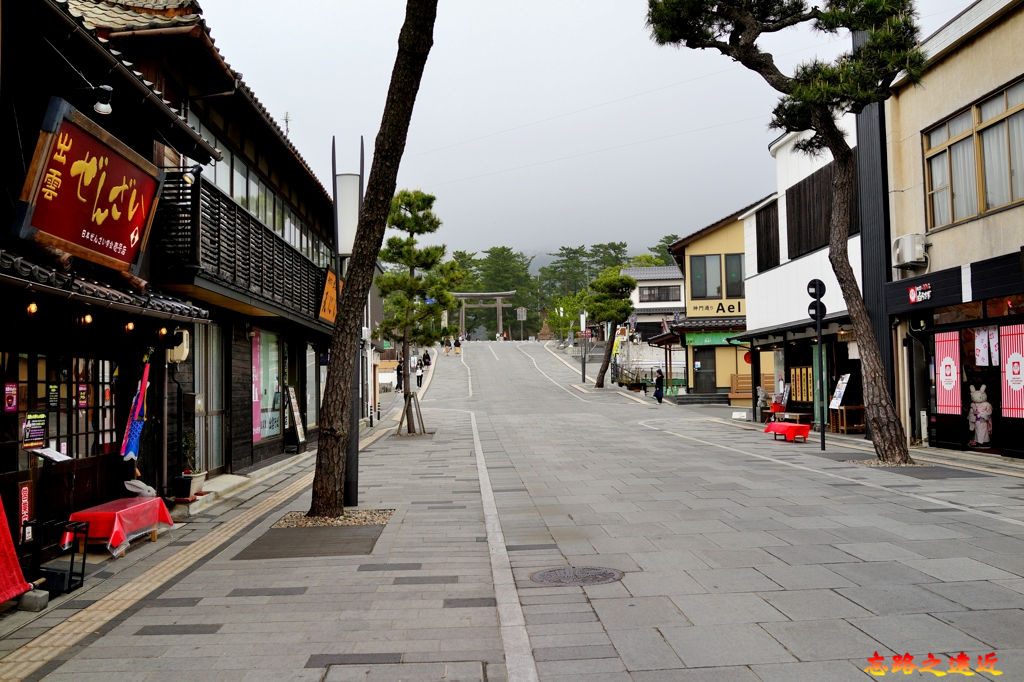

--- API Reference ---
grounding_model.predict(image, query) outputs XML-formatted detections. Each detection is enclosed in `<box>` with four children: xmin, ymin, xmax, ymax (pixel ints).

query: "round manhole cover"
<box><xmin>530</xmin><ymin>566</ymin><xmax>623</xmax><ymax>586</ymax></box>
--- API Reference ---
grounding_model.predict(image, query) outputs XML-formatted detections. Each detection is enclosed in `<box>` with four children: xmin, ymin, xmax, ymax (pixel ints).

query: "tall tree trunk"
<box><xmin>309</xmin><ymin>0</ymin><xmax>438</xmax><ymax>517</ymax></box>
<box><xmin>595</xmin><ymin>331</ymin><xmax>615</xmax><ymax>388</ymax></box>
<box><xmin>816</xmin><ymin>112</ymin><xmax>912</xmax><ymax>465</ymax></box>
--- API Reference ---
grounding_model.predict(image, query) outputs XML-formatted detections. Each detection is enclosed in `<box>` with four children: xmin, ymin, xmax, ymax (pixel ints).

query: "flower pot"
<box><xmin>172</xmin><ymin>471</ymin><xmax>206</xmax><ymax>498</ymax></box>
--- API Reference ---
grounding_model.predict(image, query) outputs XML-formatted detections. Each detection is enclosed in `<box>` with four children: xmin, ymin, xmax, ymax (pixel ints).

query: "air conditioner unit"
<box><xmin>892</xmin><ymin>233</ymin><xmax>928</xmax><ymax>268</ymax></box>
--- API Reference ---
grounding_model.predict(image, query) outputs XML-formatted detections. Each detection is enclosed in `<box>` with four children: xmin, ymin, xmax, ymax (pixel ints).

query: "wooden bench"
<box><xmin>728</xmin><ymin>373</ymin><xmax>776</xmax><ymax>404</ymax></box>
<box><xmin>765</xmin><ymin>422</ymin><xmax>811</xmax><ymax>442</ymax></box>
<box><xmin>776</xmin><ymin>411</ymin><xmax>813</xmax><ymax>425</ymax></box>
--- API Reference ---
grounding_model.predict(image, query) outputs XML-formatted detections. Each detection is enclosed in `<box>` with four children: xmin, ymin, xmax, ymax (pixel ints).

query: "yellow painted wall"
<box><xmin>686</xmin><ymin>347</ymin><xmax>777</xmax><ymax>392</ymax></box>
<box><xmin>887</xmin><ymin>6</ymin><xmax>1024</xmax><ymax>272</ymax></box>
<box><xmin>685</xmin><ymin>218</ymin><xmax>747</xmax><ymax>318</ymax></box>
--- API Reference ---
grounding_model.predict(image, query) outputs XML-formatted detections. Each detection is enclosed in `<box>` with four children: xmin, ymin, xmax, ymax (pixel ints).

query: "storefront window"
<box><xmin>305</xmin><ymin>345</ymin><xmax>318</xmax><ymax>429</ymax></box>
<box><xmin>986</xmin><ymin>294</ymin><xmax>1024</xmax><ymax>318</ymax></box>
<box><xmin>257</xmin><ymin>330</ymin><xmax>281</xmax><ymax>439</ymax></box>
<box><xmin>934</xmin><ymin>302</ymin><xmax>983</xmax><ymax>326</ymax></box>
<box><xmin>1</xmin><ymin>352</ymin><xmax>117</xmax><ymax>473</ymax></box>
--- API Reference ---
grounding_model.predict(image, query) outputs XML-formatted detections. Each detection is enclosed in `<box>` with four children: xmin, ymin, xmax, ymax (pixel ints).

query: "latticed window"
<box><xmin>925</xmin><ymin>79</ymin><xmax>1024</xmax><ymax>228</ymax></box>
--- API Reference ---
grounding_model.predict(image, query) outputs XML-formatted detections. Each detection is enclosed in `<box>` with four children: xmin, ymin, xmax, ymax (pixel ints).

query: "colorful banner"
<box><xmin>935</xmin><ymin>331</ymin><xmax>961</xmax><ymax>415</ymax></box>
<box><xmin>1001</xmin><ymin>325</ymin><xmax>1024</xmax><ymax>418</ymax></box>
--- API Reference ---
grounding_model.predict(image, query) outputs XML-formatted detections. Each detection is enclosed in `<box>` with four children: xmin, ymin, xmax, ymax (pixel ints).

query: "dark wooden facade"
<box><xmin>785</xmin><ymin>151</ymin><xmax>860</xmax><ymax>260</ymax></box>
<box><xmin>755</xmin><ymin>200</ymin><xmax>780</xmax><ymax>273</ymax></box>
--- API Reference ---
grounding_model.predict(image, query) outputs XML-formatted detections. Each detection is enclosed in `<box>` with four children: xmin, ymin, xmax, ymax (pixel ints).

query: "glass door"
<box><xmin>194</xmin><ymin>324</ymin><xmax>225</xmax><ymax>473</ymax></box>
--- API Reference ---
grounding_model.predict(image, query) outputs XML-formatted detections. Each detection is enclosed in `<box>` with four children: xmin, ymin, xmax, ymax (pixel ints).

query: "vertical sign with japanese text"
<box><xmin>16</xmin><ymin>98</ymin><xmax>163</xmax><ymax>272</ymax></box>
<box><xmin>936</xmin><ymin>331</ymin><xmax>961</xmax><ymax>415</ymax></box>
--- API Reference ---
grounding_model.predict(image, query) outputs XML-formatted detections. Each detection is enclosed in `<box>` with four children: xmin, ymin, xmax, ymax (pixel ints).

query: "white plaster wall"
<box><xmin>631</xmin><ymin>278</ymin><xmax>686</xmax><ymax>311</ymax></box>
<box><xmin>745</xmin><ymin>236</ymin><xmax>862</xmax><ymax>331</ymax></box>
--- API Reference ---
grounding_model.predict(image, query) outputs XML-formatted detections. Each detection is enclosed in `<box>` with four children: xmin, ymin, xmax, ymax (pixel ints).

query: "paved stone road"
<box><xmin>4</xmin><ymin>340</ymin><xmax>1024</xmax><ymax>680</ymax></box>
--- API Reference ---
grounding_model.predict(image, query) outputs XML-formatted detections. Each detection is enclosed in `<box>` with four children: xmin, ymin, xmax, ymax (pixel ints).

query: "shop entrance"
<box><xmin>693</xmin><ymin>347</ymin><xmax>717</xmax><ymax>393</ymax></box>
<box><xmin>193</xmin><ymin>324</ymin><xmax>225</xmax><ymax>473</ymax></box>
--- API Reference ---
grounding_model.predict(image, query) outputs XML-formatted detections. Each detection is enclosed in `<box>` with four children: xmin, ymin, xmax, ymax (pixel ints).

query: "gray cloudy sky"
<box><xmin>200</xmin><ymin>0</ymin><xmax>968</xmax><ymax>260</ymax></box>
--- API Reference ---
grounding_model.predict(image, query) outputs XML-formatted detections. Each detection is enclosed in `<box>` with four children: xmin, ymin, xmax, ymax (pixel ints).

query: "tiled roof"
<box><xmin>65</xmin><ymin>0</ymin><xmax>201</xmax><ymax>31</ymax></box>
<box><xmin>619</xmin><ymin>266</ymin><xmax>684</xmax><ymax>280</ymax></box>
<box><xmin>0</xmin><ymin>249</ymin><xmax>209</xmax><ymax>321</ymax></box>
<box><xmin>45</xmin><ymin>0</ymin><xmax>217</xmax><ymax>162</ymax></box>
<box><xmin>633</xmin><ymin>306</ymin><xmax>685</xmax><ymax>315</ymax></box>
<box><xmin>671</xmin><ymin>317</ymin><xmax>745</xmax><ymax>331</ymax></box>
<box><xmin>66</xmin><ymin>0</ymin><xmax>331</xmax><ymax>203</ymax></box>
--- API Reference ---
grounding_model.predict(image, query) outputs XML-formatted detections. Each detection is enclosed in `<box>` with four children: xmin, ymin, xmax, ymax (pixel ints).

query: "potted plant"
<box><xmin>172</xmin><ymin>429</ymin><xmax>205</xmax><ymax>498</ymax></box>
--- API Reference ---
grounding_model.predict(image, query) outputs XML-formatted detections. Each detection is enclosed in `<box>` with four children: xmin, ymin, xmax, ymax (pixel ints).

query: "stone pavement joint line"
<box><xmin>0</xmin><ymin>470</ymin><xmax>315</xmax><ymax>681</ymax></box>
<box><xmin>470</xmin><ymin>409</ymin><xmax>539</xmax><ymax>682</ymax></box>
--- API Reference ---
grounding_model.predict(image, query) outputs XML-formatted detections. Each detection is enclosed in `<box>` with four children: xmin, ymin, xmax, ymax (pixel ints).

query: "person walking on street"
<box><xmin>454</xmin><ymin>337</ymin><xmax>462</xmax><ymax>355</ymax></box>
<box><xmin>422</xmin><ymin>349</ymin><xmax>431</xmax><ymax>367</ymax></box>
<box><xmin>444</xmin><ymin>337</ymin><xmax>451</xmax><ymax>356</ymax></box>
<box><xmin>396</xmin><ymin>357</ymin><xmax>404</xmax><ymax>391</ymax></box>
<box><xmin>415</xmin><ymin>364</ymin><xmax>423</xmax><ymax>388</ymax></box>
<box><xmin>653</xmin><ymin>369</ymin><xmax>664</xmax><ymax>404</ymax></box>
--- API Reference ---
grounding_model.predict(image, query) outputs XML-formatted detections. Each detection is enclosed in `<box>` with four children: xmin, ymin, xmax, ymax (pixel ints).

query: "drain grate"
<box><xmin>530</xmin><ymin>566</ymin><xmax>623</xmax><ymax>586</ymax></box>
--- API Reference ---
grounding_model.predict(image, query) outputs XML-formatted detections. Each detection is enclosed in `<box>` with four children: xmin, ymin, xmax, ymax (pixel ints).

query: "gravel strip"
<box><xmin>272</xmin><ymin>509</ymin><xmax>395</xmax><ymax>528</ymax></box>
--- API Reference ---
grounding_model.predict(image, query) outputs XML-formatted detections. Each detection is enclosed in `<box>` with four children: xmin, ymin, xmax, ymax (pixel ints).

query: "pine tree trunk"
<box><xmin>309</xmin><ymin>0</ymin><xmax>438</xmax><ymax>517</ymax></box>
<box><xmin>402</xmin><ymin>307</ymin><xmax>416</xmax><ymax>434</ymax></box>
<box><xmin>595</xmin><ymin>333</ymin><xmax>615</xmax><ymax>388</ymax></box>
<box><xmin>817</xmin><ymin>113</ymin><xmax>912</xmax><ymax>465</ymax></box>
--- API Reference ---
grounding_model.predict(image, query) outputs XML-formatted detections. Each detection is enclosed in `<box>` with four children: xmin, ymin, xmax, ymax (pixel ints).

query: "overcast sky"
<box><xmin>200</xmin><ymin>0</ymin><xmax>970</xmax><ymax>262</ymax></box>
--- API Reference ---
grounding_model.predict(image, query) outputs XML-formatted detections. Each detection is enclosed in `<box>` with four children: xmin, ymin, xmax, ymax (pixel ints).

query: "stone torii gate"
<box><xmin>452</xmin><ymin>291</ymin><xmax>516</xmax><ymax>338</ymax></box>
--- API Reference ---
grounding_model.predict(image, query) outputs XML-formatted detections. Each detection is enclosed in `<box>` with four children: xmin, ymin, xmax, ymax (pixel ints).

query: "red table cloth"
<box><xmin>62</xmin><ymin>497</ymin><xmax>173</xmax><ymax>556</ymax></box>
<box><xmin>764</xmin><ymin>422</ymin><xmax>811</xmax><ymax>442</ymax></box>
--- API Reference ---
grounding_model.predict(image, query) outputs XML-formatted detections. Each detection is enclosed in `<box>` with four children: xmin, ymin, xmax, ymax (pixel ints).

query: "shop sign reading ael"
<box><xmin>16</xmin><ymin>98</ymin><xmax>163</xmax><ymax>272</ymax></box>
<box><xmin>908</xmin><ymin>282</ymin><xmax>932</xmax><ymax>304</ymax></box>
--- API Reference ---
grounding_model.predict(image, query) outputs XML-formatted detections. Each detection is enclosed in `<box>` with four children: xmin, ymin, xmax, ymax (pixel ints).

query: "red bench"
<box><xmin>765</xmin><ymin>422</ymin><xmax>811</xmax><ymax>442</ymax></box>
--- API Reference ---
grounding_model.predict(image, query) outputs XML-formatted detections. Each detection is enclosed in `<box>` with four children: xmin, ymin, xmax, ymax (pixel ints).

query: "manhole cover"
<box><xmin>530</xmin><ymin>566</ymin><xmax>623</xmax><ymax>586</ymax></box>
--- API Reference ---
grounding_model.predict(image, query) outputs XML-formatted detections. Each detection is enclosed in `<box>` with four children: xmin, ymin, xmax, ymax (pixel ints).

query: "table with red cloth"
<box><xmin>61</xmin><ymin>497</ymin><xmax>173</xmax><ymax>557</ymax></box>
<box><xmin>764</xmin><ymin>422</ymin><xmax>811</xmax><ymax>442</ymax></box>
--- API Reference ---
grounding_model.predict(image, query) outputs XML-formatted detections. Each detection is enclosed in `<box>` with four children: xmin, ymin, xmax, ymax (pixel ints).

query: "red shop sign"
<box><xmin>16</xmin><ymin>98</ymin><xmax>163</xmax><ymax>272</ymax></box>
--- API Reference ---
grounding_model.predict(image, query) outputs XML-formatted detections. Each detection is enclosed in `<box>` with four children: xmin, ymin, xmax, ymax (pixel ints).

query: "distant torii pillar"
<box><xmin>452</xmin><ymin>291</ymin><xmax>517</xmax><ymax>338</ymax></box>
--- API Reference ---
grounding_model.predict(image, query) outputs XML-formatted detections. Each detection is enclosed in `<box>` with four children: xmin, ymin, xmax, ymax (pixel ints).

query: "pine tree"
<box><xmin>377</xmin><ymin>190</ymin><xmax>461</xmax><ymax>434</ymax></box>
<box><xmin>587</xmin><ymin>273</ymin><xmax>637</xmax><ymax>389</ymax></box>
<box><xmin>647</xmin><ymin>0</ymin><xmax>925</xmax><ymax>464</ymax></box>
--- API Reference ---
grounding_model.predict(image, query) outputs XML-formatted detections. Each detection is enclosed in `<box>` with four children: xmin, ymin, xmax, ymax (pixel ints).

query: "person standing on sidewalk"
<box><xmin>415</xmin><ymin>364</ymin><xmax>423</xmax><ymax>388</ymax></box>
<box><xmin>653</xmin><ymin>369</ymin><xmax>664</xmax><ymax>404</ymax></box>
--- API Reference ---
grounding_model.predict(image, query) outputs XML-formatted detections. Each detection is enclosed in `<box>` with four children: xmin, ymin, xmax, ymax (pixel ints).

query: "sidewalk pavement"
<box><xmin>3</xmin><ymin>344</ymin><xmax>1024</xmax><ymax>680</ymax></box>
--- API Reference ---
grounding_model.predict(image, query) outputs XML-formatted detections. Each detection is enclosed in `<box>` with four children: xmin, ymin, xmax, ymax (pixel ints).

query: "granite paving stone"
<box><xmin>837</xmin><ymin>583</ymin><xmax>965</xmax><ymax>615</ymax></box>
<box><xmin>605</xmin><ymin>627</ymin><xmax>684</xmax><ymax>671</ymax></box>
<box><xmin>932</xmin><ymin>609</ymin><xmax>1024</xmax><ymax>649</ymax></box>
<box><xmin>846</xmin><ymin>613</ymin><xmax>987</xmax><ymax>653</ymax></box>
<box><xmin>669</xmin><ymin>593</ymin><xmax>788</xmax><ymax>624</ymax></box>
<box><xmin>589</xmin><ymin>596</ymin><xmax>691</xmax><ymax>628</ymax></box>
<box><xmin>688</xmin><ymin>567</ymin><xmax>783</xmax><ymax>593</ymax></box>
<box><xmin>760</xmin><ymin>618</ymin><xmax>889</xmax><ymax>661</ymax></box>
<box><xmin>920</xmin><ymin>580</ymin><xmax>1024</xmax><ymax>609</ymax></box>
<box><xmin>761</xmin><ymin>588</ymin><xmax>873</xmax><ymax>620</ymax></box>
<box><xmin>659</xmin><ymin>623</ymin><xmax>796</xmax><ymax>666</ymax></box>
<box><xmin>899</xmin><ymin>557</ymin><xmax>1019</xmax><ymax>582</ymax></box>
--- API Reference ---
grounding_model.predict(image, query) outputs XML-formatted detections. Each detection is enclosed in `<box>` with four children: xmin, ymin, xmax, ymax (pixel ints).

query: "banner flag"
<box><xmin>935</xmin><ymin>331</ymin><xmax>961</xmax><ymax>415</ymax></box>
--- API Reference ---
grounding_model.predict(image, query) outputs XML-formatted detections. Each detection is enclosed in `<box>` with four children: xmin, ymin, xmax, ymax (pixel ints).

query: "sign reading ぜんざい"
<box><xmin>16</xmin><ymin>98</ymin><xmax>163</xmax><ymax>272</ymax></box>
